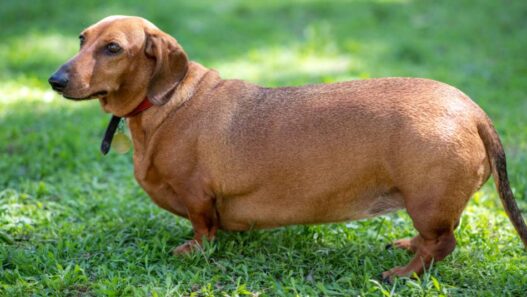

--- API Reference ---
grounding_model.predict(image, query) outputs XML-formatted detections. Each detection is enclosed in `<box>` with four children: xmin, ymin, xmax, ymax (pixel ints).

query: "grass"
<box><xmin>1</xmin><ymin>0</ymin><xmax>527</xmax><ymax>295</ymax></box>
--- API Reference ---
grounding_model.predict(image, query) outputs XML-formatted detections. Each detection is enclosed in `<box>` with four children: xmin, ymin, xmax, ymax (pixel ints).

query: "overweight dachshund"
<box><xmin>49</xmin><ymin>16</ymin><xmax>527</xmax><ymax>281</ymax></box>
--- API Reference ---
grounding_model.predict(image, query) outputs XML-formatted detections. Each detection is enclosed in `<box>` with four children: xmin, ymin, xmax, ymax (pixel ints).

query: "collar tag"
<box><xmin>112</xmin><ymin>121</ymin><xmax>132</xmax><ymax>154</ymax></box>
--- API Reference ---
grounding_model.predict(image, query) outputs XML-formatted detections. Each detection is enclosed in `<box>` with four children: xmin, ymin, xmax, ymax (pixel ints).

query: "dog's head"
<box><xmin>48</xmin><ymin>16</ymin><xmax>188</xmax><ymax>116</ymax></box>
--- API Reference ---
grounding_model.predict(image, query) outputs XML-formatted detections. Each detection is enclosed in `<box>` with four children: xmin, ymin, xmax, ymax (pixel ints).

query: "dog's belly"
<box><xmin>216</xmin><ymin>186</ymin><xmax>405</xmax><ymax>231</ymax></box>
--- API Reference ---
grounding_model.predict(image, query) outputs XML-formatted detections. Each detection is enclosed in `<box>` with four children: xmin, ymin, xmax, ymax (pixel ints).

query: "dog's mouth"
<box><xmin>63</xmin><ymin>90</ymin><xmax>108</xmax><ymax>100</ymax></box>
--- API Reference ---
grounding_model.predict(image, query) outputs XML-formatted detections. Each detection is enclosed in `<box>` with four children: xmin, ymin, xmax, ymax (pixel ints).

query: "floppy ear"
<box><xmin>144</xmin><ymin>30</ymin><xmax>188</xmax><ymax>105</ymax></box>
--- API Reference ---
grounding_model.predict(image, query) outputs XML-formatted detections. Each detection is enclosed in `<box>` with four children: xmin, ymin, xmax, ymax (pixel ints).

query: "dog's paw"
<box><xmin>381</xmin><ymin>274</ymin><xmax>393</xmax><ymax>284</ymax></box>
<box><xmin>381</xmin><ymin>266</ymin><xmax>405</xmax><ymax>284</ymax></box>
<box><xmin>387</xmin><ymin>238</ymin><xmax>415</xmax><ymax>253</ymax></box>
<box><xmin>382</xmin><ymin>266</ymin><xmax>415</xmax><ymax>284</ymax></box>
<box><xmin>171</xmin><ymin>240</ymin><xmax>200</xmax><ymax>255</ymax></box>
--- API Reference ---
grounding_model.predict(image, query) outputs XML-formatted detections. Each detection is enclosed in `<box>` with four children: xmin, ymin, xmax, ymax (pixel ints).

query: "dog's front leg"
<box><xmin>170</xmin><ymin>187</ymin><xmax>219</xmax><ymax>255</ymax></box>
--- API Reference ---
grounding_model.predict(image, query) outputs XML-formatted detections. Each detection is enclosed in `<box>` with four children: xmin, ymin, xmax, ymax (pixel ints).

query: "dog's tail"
<box><xmin>478</xmin><ymin>118</ymin><xmax>527</xmax><ymax>248</ymax></box>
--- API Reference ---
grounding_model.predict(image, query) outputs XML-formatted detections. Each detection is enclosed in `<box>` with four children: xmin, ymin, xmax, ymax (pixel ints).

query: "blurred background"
<box><xmin>1</xmin><ymin>0</ymin><xmax>526</xmax><ymax>295</ymax></box>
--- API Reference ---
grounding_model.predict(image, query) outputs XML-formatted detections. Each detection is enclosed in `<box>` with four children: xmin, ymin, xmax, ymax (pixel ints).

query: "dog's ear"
<box><xmin>144</xmin><ymin>30</ymin><xmax>188</xmax><ymax>105</ymax></box>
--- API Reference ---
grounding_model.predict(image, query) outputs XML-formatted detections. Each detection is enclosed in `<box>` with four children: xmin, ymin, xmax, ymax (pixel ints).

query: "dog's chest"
<box><xmin>132</xmin><ymin>151</ymin><xmax>188</xmax><ymax>218</ymax></box>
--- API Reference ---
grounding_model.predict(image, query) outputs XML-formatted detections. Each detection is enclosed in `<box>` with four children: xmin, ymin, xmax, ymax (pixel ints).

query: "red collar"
<box><xmin>125</xmin><ymin>98</ymin><xmax>153</xmax><ymax>117</ymax></box>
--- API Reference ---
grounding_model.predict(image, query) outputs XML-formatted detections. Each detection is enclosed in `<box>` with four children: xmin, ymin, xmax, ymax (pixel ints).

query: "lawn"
<box><xmin>1</xmin><ymin>0</ymin><xmax>527</xmax><ymax>296</ymax></box>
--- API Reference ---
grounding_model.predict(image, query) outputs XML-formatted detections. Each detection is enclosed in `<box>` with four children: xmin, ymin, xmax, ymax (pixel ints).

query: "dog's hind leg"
<box><xmin>382</xmin><ymin>232</ymin><xmax>456</xmax><ymax>281</ymax></box>
<box><xmin>388</xmin><ymin>218</ymin><xmax>460</xmax><ymax>254</ymax></box>
<box><xmin>382</xmin><ymin>186</ymin><xmax>469</xmax><ymax>282</ymax></box>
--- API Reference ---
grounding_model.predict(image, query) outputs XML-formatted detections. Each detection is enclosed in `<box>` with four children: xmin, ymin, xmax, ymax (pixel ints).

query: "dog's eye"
<box><xmin>79</xmin><ymin>35</ymin><xmax>85</xmax><ymax>47</ymax></box>
<box><xmin>105</xmin><ymin>42</ymin><xmax>122</xmax><ymax>55</ymax></box>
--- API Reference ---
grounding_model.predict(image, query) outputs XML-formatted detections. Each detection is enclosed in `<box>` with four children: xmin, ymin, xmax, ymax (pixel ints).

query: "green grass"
<box><xmin>1</xmin><ymin>0</ymin><xmax>527</xmax><ymax>295</ymax></box>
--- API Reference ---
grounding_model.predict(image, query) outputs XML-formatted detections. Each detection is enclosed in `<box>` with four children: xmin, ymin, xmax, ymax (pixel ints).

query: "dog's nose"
<box><xmin>48</xmin><ymin>70</ymin><xmax>69</xmax><ymax>92</ymax></box>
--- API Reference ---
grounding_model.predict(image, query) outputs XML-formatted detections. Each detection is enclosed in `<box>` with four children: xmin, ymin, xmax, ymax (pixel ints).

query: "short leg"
<box><xmin>172</xmin><ymin>211</ymin><xmax>218</xmax><ymax>255</ymax></box>
<box><xmin>383</xmin><ymin>190</ymin><xmax>465</xmax><ymax>281</ymax></box>
<box><xmin>383</xmin><ymin>232</ymin><xmax>456</xmax><ymax>281</ymax></box>
<box><xmin>169</xmin><ymin>187</ymin><xmax>219</xmax><ymax>255</ymax></box>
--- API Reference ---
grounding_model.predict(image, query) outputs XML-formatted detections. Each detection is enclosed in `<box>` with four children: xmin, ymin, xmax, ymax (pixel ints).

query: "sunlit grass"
<box><xmin>0</xmin><ymin>83</ymin><xmax>58</xmax><ymax>103</ymax></box>
<box><xmin>215</xmin><ymin>45</ymin><xmax>358</xmax><ymax>85</ymax></box>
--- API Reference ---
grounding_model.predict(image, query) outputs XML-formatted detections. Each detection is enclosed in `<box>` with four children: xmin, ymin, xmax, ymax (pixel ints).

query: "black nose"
<box><xmin>48</xmin><ymin>70</ymin><xmax>69</xmax><ymax>92</ymax></box>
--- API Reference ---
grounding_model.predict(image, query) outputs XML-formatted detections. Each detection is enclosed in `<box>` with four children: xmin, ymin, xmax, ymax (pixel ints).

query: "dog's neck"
<box><xmin>126</xmin><ymin>62</ymin><xmax>211</xmax><ymax>156</ymax></box>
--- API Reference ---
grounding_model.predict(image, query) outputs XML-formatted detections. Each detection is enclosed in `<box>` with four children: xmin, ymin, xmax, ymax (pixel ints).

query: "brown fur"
<box><xmin>50</xmin><ymin>16</ymin><xmax>527</xmax><ymax>280</ymax></box>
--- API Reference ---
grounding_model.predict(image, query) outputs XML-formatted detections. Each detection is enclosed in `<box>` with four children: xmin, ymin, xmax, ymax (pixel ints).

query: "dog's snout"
<box><xmin>48</xmin><ymin>69</ymin><xmax>69</xmax><ymax>92</ymax></box>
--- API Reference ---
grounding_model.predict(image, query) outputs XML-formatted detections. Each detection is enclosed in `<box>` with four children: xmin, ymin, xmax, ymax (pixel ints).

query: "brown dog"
<box><xmin>49</xmin><ymin>16</ymin><xmax>527</xmax><ymax>280</ymax></box>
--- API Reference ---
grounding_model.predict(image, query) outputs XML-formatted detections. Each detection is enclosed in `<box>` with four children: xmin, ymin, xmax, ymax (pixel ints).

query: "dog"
<box><xmin>49</xmin><ymin>15</ymin><xmax>527</xmax><ymax>281</ymax></box>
